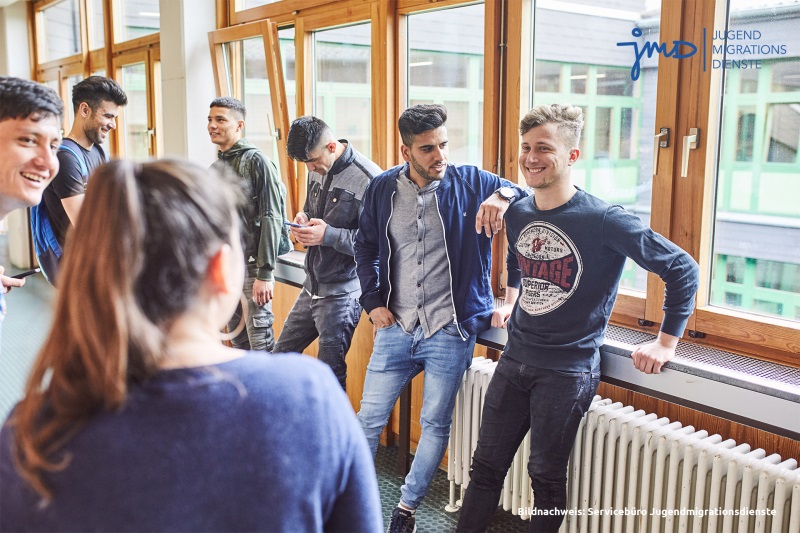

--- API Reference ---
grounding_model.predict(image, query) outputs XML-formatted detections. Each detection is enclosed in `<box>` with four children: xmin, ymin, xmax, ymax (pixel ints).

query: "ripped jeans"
<box><xmin>273</xmin><ymin>289</ymin><xmax>362</xmax><ymax>390</ymax></box>
<box><xmin>227</xmin><ymin>265</ymin><xmax>275</xmax><ymax>352</ymax></box>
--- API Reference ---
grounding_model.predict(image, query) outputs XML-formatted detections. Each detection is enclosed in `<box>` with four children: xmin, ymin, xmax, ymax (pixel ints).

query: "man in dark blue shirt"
<box><xmin>43</xmin><ymin>76</ymin><xmax>127</xmax><ymax>249</ymax></box>
<box><xmin>456</xmin><ymin>104</ymin><xmax>699</xmax><ymax>532</ymax></box>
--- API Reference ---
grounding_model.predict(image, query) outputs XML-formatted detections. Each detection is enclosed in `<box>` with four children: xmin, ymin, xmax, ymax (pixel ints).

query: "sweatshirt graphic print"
<box><xmin>516</xmin><ymin>221</ymin><xmax>583</xmax><ymax>315</ymax></box>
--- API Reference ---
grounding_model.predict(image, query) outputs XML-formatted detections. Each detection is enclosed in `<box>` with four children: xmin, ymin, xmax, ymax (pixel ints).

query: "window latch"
<box><xmin>681</xmin><ymin>128</ymin><xmax>700</xmax><ymax>178</ymax></box>
<box><xmin>653</xmin><ymin>128</ymin><xmax>669</xmax><ymax>175</ymax></box>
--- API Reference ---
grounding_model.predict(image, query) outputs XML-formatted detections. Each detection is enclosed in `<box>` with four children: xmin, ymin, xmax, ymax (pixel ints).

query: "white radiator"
<box><xmin>447</xmin><ymin>357</ymin><xmax>800</xmax><ymax>533</ymax></box>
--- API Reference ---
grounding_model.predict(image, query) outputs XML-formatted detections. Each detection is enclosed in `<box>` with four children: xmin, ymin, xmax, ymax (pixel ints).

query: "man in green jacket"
<box><xmin>209</xmin><ymin>97</ymin><xmax>288</xmax><ymax>351</ymax></box>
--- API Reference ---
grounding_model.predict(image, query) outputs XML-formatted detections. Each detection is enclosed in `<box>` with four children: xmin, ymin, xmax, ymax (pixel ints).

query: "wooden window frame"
<box><xmin>31</xmin><ymin>0</ymin><xmax>161</xmax><ymax>157</ymax></box>
<box><xmin>295</xmin><ymin>2</ymin><xmax>396</xmax><ymax>213</ymax></box>
<box><xmin>111</xmin><ymin>47</ymin><xmax>160</xmax><ymax>158</ymax></box>
<box><xmin>216</xmin><ymin>0</ymin><xmax>799</xmax><ymax>364</ymax></box>
<box><xmin>111</xmin><ymin>0</ymin><xmax>160</xmax><ymax>46</ymax></box>
<box><xmin>501</xmin><ymin>0</ymin><xmax>799</xmax><ymax>364</ymax></box>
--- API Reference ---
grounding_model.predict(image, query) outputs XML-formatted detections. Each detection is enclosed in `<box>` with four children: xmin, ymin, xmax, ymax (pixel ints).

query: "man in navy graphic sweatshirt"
<box><xmin>456</xmin><ymin>104</ymin><xmax>699</xmax><ymax>533</ymax></box>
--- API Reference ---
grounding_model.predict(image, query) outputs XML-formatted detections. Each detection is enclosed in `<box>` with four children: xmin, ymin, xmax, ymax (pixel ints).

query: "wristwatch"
<box><xmin>494</xmin><ymin>186</ymin><xmax>515</xmax><ymax>203</ymax></box>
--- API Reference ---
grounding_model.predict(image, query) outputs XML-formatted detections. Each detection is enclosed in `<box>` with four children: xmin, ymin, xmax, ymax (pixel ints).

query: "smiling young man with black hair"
<box><xmin>0</xmin><ymin>77</ymin><xmax>63</xmax><ymax>346</ymax></box>
<box><xmin>41</xmin><ymin>76</ymin><xmax>127</xmax><ymax>249</ymax></box>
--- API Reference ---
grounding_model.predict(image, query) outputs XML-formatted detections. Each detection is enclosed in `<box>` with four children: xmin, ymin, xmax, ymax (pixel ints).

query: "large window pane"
<box><xmin>279</xmin><ymin>27</ymin><xmax>297</xmax><ymax>122</ymax></box>
<box><xmin>531</xmin><ymin>1</ymin><xmax>660</xmax><ymax>292</ymax></box>
<box><xmin>570</xmin><ymin>65</ymin><xmax>588</xmax><ymax>94</ymax></box>
<box><xmin>408</xmin><ymin>4</ymin><xmax>484</xmax><ymax>167</ymax></box>
<box><xmin>766</xmin><ymin>103</ymin><xmax>799</xmax><ymax>163</ymax></box>
<box><xmin>735</xmin><ymin>107</ymin><xmax>756</xmax><ymax>161</ymax></box>
<box><xmin>117</xmin><ymin>0</ymin><xmax>159</xmax><ymax>43</ymax></box>
<box><xmin>237</xmin><ymin>0</ymin><xmax>279</xmax><ymax>10</ymax></box>
<box><xmin>771</xmin><ymin>59</ymin><xmax>800</xmax><ymax>92</ymax></box>
<box><xmin>89</xmin><ymin>0</ymin><xmax>105</xmax><ymax>49</ymax></box>
<box><xmin>41</xmin><ymin>0</ymin><xmax>81</xmax><ymax>62</ymax></box>
<box><xmin>120</xmin><ymin>63</ymin><xmax>149</xmax><ymax>160</ymax></box>
<box><xmin>594</xmin><ymin>107</ymin><xmax>611</xmax><ymax>159</ymax></box>
<box><xmin>711</xmin><ymin>2</ymin><xmax>800</xmax><ymax>322</ymax></box>
<box><xmin>223</xmin><ymin>37</ymin><xmax>281</xmax><ymax>163</ymax></box>
<box><xmin>313</xmin><ymin>23</ymin><xmax>372</xmax><ymax>157</ymax></box>
<box><xmin>596</xmin><ymin>67</ymin><xmax>635</xmax><ymax>96</ymax></box>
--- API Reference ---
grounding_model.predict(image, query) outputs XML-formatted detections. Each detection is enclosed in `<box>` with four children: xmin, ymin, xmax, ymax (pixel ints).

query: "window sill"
<box><xmin>276</xmin><ymin>252</ymin><xmax>800</xmax><ymax>440</ymax></box>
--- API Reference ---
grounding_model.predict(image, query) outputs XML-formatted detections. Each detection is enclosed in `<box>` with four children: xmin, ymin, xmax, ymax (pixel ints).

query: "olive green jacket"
<box><xmin>213</xmin><ymin>139</ymin><xmax>288</xmax><ymax>281</ymax></box>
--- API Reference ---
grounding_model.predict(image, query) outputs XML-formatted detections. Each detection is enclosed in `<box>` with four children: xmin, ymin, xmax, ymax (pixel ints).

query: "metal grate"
<box><xmin>495</xmin><ymin>305</ymin><xmax>799</xmax><ymax>388</ymax></box>
<box><xmin>674</xmin><ymin>341</ymin><xmax>800</xmax><ymax>387</ymax></box>
<box><xmin>606</xmin><ymin>324</ymin><xmax>657</xmax><ymax>345</ymax></box>
<box><xmin>606</xmin><ymin>324</ymin><xmax>800</xmax><ymax>389</ymax></box>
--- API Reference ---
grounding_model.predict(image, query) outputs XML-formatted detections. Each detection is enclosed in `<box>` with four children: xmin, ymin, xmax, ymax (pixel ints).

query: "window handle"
<box><xmin>681</xmin><ymin>128</ymin><xmax>700</xmax><ymax>178</ymax></box>
<box><xmin>653</xmin><ymin>128</ymin><xmax>669</xmax><ymax>175</ymax></box>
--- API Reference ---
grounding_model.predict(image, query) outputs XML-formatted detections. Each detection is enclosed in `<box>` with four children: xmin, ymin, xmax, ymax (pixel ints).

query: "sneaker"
<box><xmin>387</xmin><ymin>506</ymin><xmax>417</xmax><ymax>533</ymax></box>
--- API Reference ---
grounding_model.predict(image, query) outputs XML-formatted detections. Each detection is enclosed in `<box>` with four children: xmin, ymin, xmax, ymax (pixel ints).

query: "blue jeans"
<box><xmin>227</xmin><ymin>266</ymin><xmax>274</xmax><ymax>352</ymax></box>
<box><xmin>456</xmin><ymin>356</ymin><xmax>600</xmax><ymax>533</ymax></box>
<box><xmin>357</xmin><ymin>323</ymin><xmax>476</xmax><ymax>510</ymax></box>
<box><xmin>273</xmin><ymin>289</ymin><xmax>362</xmax><ymax>390</ymax></box>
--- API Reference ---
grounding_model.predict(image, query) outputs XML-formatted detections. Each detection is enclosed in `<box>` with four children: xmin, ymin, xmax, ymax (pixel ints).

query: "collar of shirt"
<box><xmin>398</xmin><ymin>168</ymin><xmax>440</xmax><ymax>194</ymax></box>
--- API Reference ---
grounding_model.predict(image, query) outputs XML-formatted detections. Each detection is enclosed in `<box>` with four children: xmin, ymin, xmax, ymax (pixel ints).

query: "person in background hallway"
<box><xmin>274</xmin><ymin>116</ymin><xmax>382</xmax><ymax>390</ymax></box>
<box><xmin>355</xmin><ymin>104</ymin><xmax>526</xmax><ymax>533</ymax></box>
<box><xmin>209</xmin><ymin>97</ymin><xmax>289</xmax><ymax>352</ymax></box>
<box><xmin>42</xmin><ymin>76</ymin><xmax>127</xmax><ymax>248</ymax></box>
<box><xmin>456</xmin><ymin>104</ymin><xmax>700</xmax><ymax>533</ymax></box>
<box><xmin>0</xmin><ymin>159</ymin><xmax>382</xmax><ymax>532</ymax></box>
<box><xmin>0</xmin><ymin>77</ymin><xmax>62</xmax><ymax>349</ymax></box>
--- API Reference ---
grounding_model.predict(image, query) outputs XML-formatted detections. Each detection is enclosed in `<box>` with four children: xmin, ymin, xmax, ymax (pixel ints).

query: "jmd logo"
<box><xmin>617</xmin><ymin>27</ymin><xmax>788</xmax><ymax>80</ymax></box>
<box><xmin>616</xmin><ymin>28</ymin><xmax>697</xmax><ymax>81</ymax></box>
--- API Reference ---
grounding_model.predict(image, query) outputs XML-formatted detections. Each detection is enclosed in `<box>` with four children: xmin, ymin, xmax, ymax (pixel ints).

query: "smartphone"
<box><xmin>10</xmin><ymin>268</ymin><xmax>41</xmax><ymax>279</ymax></box>
<box><xmin>284</xmin><ymin>221</ymin><xmax>307</xmax><ymax>228</ymax></box>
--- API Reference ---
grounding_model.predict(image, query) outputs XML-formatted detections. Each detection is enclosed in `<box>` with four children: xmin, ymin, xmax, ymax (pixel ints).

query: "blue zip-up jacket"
<box><xmin>355</xmin><ymin>163</ymin><xmax>525</xmax><ymax>338</ymax></box>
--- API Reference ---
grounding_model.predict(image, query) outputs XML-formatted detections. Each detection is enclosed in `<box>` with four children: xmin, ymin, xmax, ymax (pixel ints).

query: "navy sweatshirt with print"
<box><xmin>504</xmin><ymin>188</ymin><xmax>699</xmax><ymax>372</ymax></box>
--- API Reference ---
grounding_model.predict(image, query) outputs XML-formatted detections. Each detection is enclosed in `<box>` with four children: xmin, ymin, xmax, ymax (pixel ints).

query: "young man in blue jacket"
<box><xmin>456</xmin><ymin>104</ymin><xmax>700</xmax><ymax>532</ymax></box>
<box><xmin>354</xmin><ymin>104</ymin><xmax>525</xmax><ymax>532</ymax></box>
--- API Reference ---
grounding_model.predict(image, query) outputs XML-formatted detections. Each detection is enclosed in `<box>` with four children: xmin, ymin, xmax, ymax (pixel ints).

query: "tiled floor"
<box><xmin>0</xmin><ymin>242</ymin><xmax>56</xmax><ymax>421</ymax></box>
<box><xmin>376</xmin><ymin>445</ymin><xmax>528</xmax><ymax>532</ymax></box>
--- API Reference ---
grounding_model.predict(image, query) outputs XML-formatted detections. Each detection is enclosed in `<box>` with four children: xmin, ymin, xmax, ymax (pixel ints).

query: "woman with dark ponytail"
<box><xmin>0</xmin><ymin>159</ymin><xmax>382</xmax><ymax>532</ymax></box>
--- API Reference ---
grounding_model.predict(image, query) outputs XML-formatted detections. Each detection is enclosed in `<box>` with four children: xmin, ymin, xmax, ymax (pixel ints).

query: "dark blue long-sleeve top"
<box><xmin>0</xmin><ymin>354</ymin><xmax>383</xmax><ymax>532</ymax></box>
<box><xmin>504</xmin><ymin>188</ymin><xmax>699</xmax><ymax>372</ymax></box>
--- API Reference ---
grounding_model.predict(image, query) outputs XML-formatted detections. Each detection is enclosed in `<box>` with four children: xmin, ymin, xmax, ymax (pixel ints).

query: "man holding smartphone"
<box><xmin>273</xmin><ymin>116</ymin><xmax>381</xmax><ymax>390</ymax></box>
<box><xmin>0</xmin><ymin>77</ymin><xmax>63</xmax><ymax>341</ymax></box>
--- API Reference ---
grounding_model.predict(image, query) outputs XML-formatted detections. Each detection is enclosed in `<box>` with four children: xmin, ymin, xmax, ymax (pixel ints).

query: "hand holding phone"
<box><xmin>10</xmin><ymin>268</ymin><xmax>41</xmax><ymax>279</ymax></box>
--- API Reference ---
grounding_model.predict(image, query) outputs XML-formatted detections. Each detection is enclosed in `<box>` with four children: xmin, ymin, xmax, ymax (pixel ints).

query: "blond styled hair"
<box><xmin>520</xmin><ymin>104</ymin><xmax>584</xmax><ymax>149</ymax></box>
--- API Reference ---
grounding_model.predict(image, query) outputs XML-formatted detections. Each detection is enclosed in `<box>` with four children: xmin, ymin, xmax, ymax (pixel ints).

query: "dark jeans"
<box><xmin>227</xmin><ymin>266</ymin><xmax>275</xmax><ymax>352</ymax></box>
<box><xmin>273</xmin><ymin>289</ymin><xmax>362</xmax><ymax>390</ymax></box>
<box><xmin>456</xmin><ymin>356</ymin><xmax>599</xmax><ymax>533</ymax></box>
